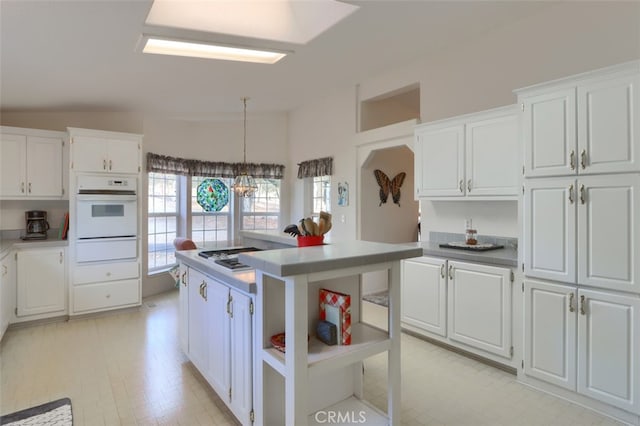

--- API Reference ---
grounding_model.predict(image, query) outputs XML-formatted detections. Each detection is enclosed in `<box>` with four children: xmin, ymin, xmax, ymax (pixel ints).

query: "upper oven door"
<box><xmin>76</xmin><ymin>194</ymin><xmax>137</xmax><ymax>239</ymax></box>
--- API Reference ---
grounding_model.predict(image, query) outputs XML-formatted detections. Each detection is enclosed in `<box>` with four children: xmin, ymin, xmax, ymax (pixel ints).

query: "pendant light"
<box><xmin>232</xmin><ymin>97</ymin><xmax>258</xmax><ymax>197</ymax></box>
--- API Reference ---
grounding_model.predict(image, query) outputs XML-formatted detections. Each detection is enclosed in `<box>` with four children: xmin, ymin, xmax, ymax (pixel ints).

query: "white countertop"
<box><xmin>239</xmin><ymin>240</ymin><xmax>423</xmax><ymax>277</ymax></box>
<box><xmin>0</xmin><ymin>238</ymin><xmax>69</xmax><ymax>258</ymax></box>
<box><xmin>411</xmin><ymin>241</ymin><xmax>518</xmax><ymax>267</ymax></box>
<box><xmin>175</xmin><ymin>249</ymin><xmax>257</xmax><ymax>293</ymax></box>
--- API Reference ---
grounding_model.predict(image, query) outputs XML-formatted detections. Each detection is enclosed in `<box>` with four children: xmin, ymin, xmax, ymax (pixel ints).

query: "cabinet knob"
<box><xmin>569</xmin><ymin>150</ymin><xmax>575</xmax><ymax>170</ymax></box>
<box><xmin>568</xmin><ymin>293</ymin><xmax>575</xmax><ymax>313</ymax></box>
<box><xmin>568</xmin><ymin>184</ymin><xmax>574</xmax><ymax>204</ymax></box>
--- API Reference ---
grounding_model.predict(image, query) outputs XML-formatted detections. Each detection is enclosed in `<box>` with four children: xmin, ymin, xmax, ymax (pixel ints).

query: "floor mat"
<box><xmin>362</xmin><ymin>290</ymin><xmax>389</xmax><ymax>307</ymax></box>
<box><xmin>0</xmin><ymin>398</ymin><xmax>72</xmax><ymax>426</ymax></box>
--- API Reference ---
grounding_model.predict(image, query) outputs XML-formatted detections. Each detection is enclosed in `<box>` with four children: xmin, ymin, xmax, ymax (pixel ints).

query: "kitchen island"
<box><xmin>176</xmin><ymin>240</ymin><xmax>422</xmax><ymax>426</ymax></box>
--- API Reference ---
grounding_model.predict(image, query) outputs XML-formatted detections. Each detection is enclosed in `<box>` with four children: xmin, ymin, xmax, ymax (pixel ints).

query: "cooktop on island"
<box><xmin>198</xmin><ymin>247</ymin><xmax>262</xmax><ymax>270</ymax></box>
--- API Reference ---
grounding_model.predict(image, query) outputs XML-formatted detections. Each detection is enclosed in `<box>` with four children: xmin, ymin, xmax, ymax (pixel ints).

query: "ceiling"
<box><xmin>0</xmin><ymin>1</ymin><xmax>551</xmax><ymax>117</ymax></box>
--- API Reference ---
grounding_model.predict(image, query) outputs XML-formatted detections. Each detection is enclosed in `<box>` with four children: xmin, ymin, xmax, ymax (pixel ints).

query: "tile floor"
<box><xmin>0</xmin><ymin>291</ymin><xmax>625</xmax><ymax>425</ymax></box>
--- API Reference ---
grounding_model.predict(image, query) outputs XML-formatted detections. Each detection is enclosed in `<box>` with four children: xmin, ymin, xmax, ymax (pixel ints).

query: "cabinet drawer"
<box><xmin>73</xmin><ymin>279</ymin><xmax>140</xmax><ymax>313</ymax></box>
<box><xmin>76</xmin><ymin>238</ymin><xmax>137</xmax><ymax>263</ymax></box>
<box><xmin>74</xmin><ymin>261</ymin><xmax>138</xmax><ymax>285</ymax></box>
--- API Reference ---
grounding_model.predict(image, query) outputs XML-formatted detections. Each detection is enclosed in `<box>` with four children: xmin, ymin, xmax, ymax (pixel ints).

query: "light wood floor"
<box><xmin>0</xmin><ymin>291</ymin><xmax>623</xmax><ymax>425</ymax></box>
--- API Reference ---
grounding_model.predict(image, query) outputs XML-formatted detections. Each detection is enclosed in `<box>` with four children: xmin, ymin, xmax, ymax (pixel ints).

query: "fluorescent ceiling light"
<box><xmin>145</xmin><ymin>0</ymin><xmax>359</xmax><ymax>45</ymax></box>
<box><xmin>142</xmin><ymin>36</ymin><xmax>287</xmax><ymax>64</ymax></box>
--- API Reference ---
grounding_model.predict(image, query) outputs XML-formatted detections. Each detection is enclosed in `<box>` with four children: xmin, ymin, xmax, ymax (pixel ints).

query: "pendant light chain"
<box><xmin>232</xmin><ymin>96</ymin><xmax>258</xmax><ymax>197</ymax></box>
<box><xmin>243</xmin><ymin>97</ymin><xmax>247</xmax><ymax>165</ymax></box>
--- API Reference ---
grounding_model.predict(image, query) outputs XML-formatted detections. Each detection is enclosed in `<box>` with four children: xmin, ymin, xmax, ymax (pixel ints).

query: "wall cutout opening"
<box><xmin>360</xmin><ymin>83</ymin><xmax>420</xmax><ymax>132</ymax></box>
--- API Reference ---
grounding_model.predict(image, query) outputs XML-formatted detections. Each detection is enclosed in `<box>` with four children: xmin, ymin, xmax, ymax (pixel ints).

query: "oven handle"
<box><xmin>76</xmin><ymin>194</ymin><xmax>137</xmax><ymax>202</ymax></box>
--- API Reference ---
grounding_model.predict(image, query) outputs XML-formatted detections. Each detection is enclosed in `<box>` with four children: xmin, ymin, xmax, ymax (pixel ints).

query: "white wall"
<box><xmin>288</xmin><ymin>1</ymin><xmax>640</xmax><ymax>240</ymax></box>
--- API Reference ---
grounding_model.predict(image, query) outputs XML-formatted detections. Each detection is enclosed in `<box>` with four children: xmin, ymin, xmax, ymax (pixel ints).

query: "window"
<box><xmin>148</xmin><ymin>172</ymin><xmax>178</xmax><ymax>271</ymax></box>
<box><xmin>191</xmin><ymin>176</ymin><xmax>233</xmax><ymax>247</ymax></box>
<box><xmin>312</xmin><ymin>175</ymin><xmax>331</xmax><ymax>218</ymax></box>
<box><xmin>241</xmin><ymin>179</ymin><xmax>281</xmax><ymax>231</ymax></box>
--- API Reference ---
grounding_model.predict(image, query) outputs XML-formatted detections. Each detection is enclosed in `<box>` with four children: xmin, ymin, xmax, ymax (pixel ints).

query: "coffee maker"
<box><xmin>23</xmin><ymin>210</ymin><xmax>50</xmax><ymax>240</ymax></box>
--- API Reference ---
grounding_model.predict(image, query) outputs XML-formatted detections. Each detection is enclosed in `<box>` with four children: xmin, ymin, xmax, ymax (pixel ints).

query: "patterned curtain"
<box><xmin>147</xmin><ymin>153</ymin><xmax>285</xmax><ymax>179</ymax></box>
<box><xmin>297</xmin><ymin>156</ymin><xmax>333</xmax><ymax>178</ymax></box>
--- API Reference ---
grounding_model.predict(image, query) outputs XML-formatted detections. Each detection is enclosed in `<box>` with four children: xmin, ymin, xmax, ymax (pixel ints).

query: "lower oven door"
<box><xmin>76</xmin><ymin>195</ymin><xmax>137</xmax><ymax>239</ymax></box>
<box><xmin>76</xmin><ymin>236</ymin><xmax>137</xmax><ymax>263</ymax></box>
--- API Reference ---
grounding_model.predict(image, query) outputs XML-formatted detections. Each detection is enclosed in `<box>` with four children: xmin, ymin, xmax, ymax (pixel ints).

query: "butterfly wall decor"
<box><xmin>374</xmin><ymin>169</ymin><xmax>406</xmax><ymax>207</ymax></box>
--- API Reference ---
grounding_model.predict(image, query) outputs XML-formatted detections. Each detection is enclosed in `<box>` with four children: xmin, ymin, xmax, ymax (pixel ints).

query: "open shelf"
<box><xmin>262</xmin><ymin>323</ymin><xmax>390</xmax><ymax>377</ymax></box>
<box><xmin>308</xmin><ymin>396</ymin><xmax>388</xmax><ymax>426</ymax></box>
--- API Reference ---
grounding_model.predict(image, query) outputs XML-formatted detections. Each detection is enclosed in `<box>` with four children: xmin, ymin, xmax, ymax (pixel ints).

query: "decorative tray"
<box><xmin>439</xmin><ymin>242</ymin><xmax>504</xmax><ymax>252</ymax></box>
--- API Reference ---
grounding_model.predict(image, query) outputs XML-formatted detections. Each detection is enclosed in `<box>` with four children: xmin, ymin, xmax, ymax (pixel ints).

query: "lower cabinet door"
<box><xmin>188</xmin><ymin>268</ymin><xmax>209</xmax><ymax>372</ymax></box>
<box><xmin>178</xmin><ymin>264</ymin><xmax>189</xmax><ymax>355</ymax></box>
<box><xmin>524</xmin><ymin>279</ymin><xmax>577</xmax><ymax>390</ymax></box>
<box><xmin>401</xmin><ymin>257</ymin><xmax>447</xmax><ymax>336</ymax></box>
<box><xmin>17</xmin><ymin>248</ymin><xmax>65</xmax><ymax>316</ymax></box>
<box><xmin>207</xmin><ymin>278</ymin><xmax>230</xmax><ymax>398</ymax></box>
<box><xmin>578</xmin><ymin>288</ymin><xmax>640</xmax><ymax>414</ymax></box>
<box><xmin>229</xmin><ymin>289</ymin><xmax>253</xmax><ymax>424</ymax></box>
<box><xmin>73</xmin><ymin>279</ymin><xmax>139</xmax><ymax>313</ymax></box>
<box><xmin>448</xmin><ymin>261</ymin><xmax>511</xmax><ymax>358</ymax></box>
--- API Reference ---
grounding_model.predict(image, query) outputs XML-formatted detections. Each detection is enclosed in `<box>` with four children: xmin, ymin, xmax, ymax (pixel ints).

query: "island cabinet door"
<box><xmin>178</xmin><ymin>264</ymin><xmax>189</xmax><ymax>355</ymax></box>
<box><xmin>524</xmin><ymin>279</ymin><xmax>577</xmax><ymax>391</ymax></box>
<box><xmin>401</xmin><ymin>257</ymin><xmax>447</xmax><ymax>337</ymax></box>
<box><xmin>447</xmin><ymin>261</ymin><xmax>512</xmax><ymax>358</ymax></box>
<box><xmin>188</xmin><ymin>268</ymin><xmax>210</xmax><ymax>374</ymax></box>
<box><xmin>207</xmin><ymin>278</ymin><xmax>231</xmax><ymax>399</ymax></box>
<box><xmin>229</xmin><ymin>289</ymin><xmax>253</xmax><ymax>425</ymax></box>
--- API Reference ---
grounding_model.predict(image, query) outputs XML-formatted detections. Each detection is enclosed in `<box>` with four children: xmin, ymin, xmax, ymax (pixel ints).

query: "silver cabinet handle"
<box><xmin>580</xmin><ymin>295</ymin><xmax>586</xmax><ymax>315</ymax></box>
<box><xmin>181</xmin><ymin>271</ymin><xmax>187</xmax><ymax>286</ymax></box>
<box><xmin>28</xmin><ymin>182</ymin><xmax>32</xmax><ymax>193</ymax></box>
<box><xmin>228</xmin><ymin>294</ymin><xmax>233</xmax><ymax>318</ymax></box>
<box><xmin>59</xmin><ymin>251</ymin><xmax>63</xmax><ymax>264</ymax></box>
<box><xmin>103</xmin><ymin>159</ymin><xmax>107</xmax><ymax>170</ymax></box>
<box><xmin>440</xmin><ymin>264</ymin><xmax>445</xmax><ymax>279</ymax></box>
<box><xmin>203</xmin><ymin>282</ymin><xmax>207</xmax><ymax>301</ymax></box>
<box><xmin>109</xmin><ymin>159</ymin><xmax>112</xmax><ymax>171</ymax></box>
<box><xmin>570</xmin><ymin>150</ymin><xmax>575</xmax><ymax>170</ymax></box>
<box><xmin>580</xmin><ymin>149</ymin><xmax>587</xmax><ymax>169</ymax></box>
<box><xmin>467</xmin><ymin>179</ymin><xmax>472</xmax><ymax>193</ymax></box>
<box><xmin>448</xmin><ymin>265</ymin><xmax>454</xmax><ymax>280</ymax></box>
<box><xmin>580</xmin><ymin>184</ymin><xmax>586</xmax><ymax>205</ymax></box>
<box><xmin>568</xmin><ymin>184</ymin><xmax>574</xmax><ymax>204</ymax></box>
<box><xmin>2</xmin><ymin>265</ymin><xmax>7</xmax><ymax>276</ymax></box>
<box><xmin>199</xmin><ymin>282</ymin><xmax>204</xmax><ymax>298</ymax></box>
<box><xmin>459</xmin><ymin>179</ymin><xmax>464</xmax><ymax>193</ymax></box>
<box><xmin>21</xmin><ymin>182</ymin><xmax>25</xmax><ymax>193</ymax></box>
<box><xmin>568</xmin><ymin>293</ymin><xmax>575</xmax><ymax>313</ymax></box>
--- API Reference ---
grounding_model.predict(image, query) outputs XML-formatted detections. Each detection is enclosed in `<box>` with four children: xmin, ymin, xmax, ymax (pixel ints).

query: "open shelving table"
<box><xmin>239</xmin><ymin>241</ymin><xmax>422</xmax><ymax>426</ymax></box>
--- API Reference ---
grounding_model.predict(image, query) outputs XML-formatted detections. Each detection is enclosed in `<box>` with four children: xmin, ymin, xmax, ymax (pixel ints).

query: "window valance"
<box><xmin>297</xmin><ymin>156</ymin><xmax>333</xmax><ymax>179</ymax></box>
<box><xmin>146</xmin><ymin>153</ymin><xmax>285</xmax><ymax>179</ymax></box>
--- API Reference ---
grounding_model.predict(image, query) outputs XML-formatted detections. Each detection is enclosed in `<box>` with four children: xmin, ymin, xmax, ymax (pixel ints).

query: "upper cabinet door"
<box><xmin>522</xmin><ymin>88</ymin><xmax>577</xmax><ymax>178</ymax></box>
<box><xmin>0</xmin><ymin>133</ymin><xmax>27</xmax><ymax>196</ymax></box>
<box><xmin>107</xmin><ymin>139</ymin><xmax>140</xmax><ymax>174</ymax></box>
<box><xmin>27</xmin><ymin>136</ymin><xmax>62</xmax><ymax>197</ymax></box>
<box><xmin>465</xmin><ymin>113</ymin><xmax>519</xmax><ymax>196</ymax></box>
<box><xmin>524</xmin><ymin>177</ymin><xmax>577</xmax><ymax>284</ymax></box>
<box><xmin>72</xmin><ymin>136</ymin><xmax>108</xmax><ymax>173</ymax></box>
<box><xmin>415</xmin><ymin>124</ymin><xmax>465</xmax><ymax>197</ymax></box>
<box><xmin>577</xmin><ymin>174</ymin><xmax>640</xmax><ymax>293</ymax></box>
<box><xmin>577</xmin><ymin>73</ymin><xmax>640</xmax><ymax>175</ymax></box>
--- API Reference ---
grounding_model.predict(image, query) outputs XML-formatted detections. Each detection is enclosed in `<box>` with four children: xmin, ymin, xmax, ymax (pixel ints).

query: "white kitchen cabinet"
<box><xmin>518</xmin><ymin>61</ymin><xmax>639</xmax><ymax>177</ymax></box>
<box><xmin>577</xmin><ymin>288</ymin><xmax>640</xmax><ymax>414</ymax></box>
<box><xmin>16</xmin><ymin>247</ymin><xmax>66</xmax><ymax>317</ymax></box>
<box><xmin>181</xmin><ymin>264</ymin><xmax>254</xmax><ymax>425</ymax></box>
<box><xmin>524</xmin><ymin>279</ymin><xmax>577</xmax><ymax>391</ymax></box>
<box><xmin>188</xmin><ymin>267</ymin><xmax>210</xmax><ymax>372</ymax></box>
<box><xmin>401</xmin><ymin>256</ymin><xmax>447</xmax><ymax>336</ymax></box>
<box><xmin>414</xmin><ymin>105</ymin><xmax>519</xmax><ymax>199</ymax></box>
<box><xmin>0</xmin><ymin>129</ymin><xmax>64</xmax><ymax>199</ymax></box>
<box><xmin>1</xmin><ymin>250</ymin><xmax>16</xmax><ymax>341</ymax></box>
<box><xmin>69</xmin><ymin>129</ymin><xmax>141</xmax><ymax>174</ymax></box>
<box><xmin>525</xmin><ymin>174</ymin><xmax>639</xmax><ymax>293</ymax></box>
<box><xmin>524</xmin><ymin>279</ymin><xmax>640</xmax><ymax>415</ymax></box>
<box><xmin>178</xmin><ymin>264</ymin><xmax>189</xmax><ymax>354</ymax></box>
<box><xmin>228</xmin><ymin>289</ymin><xmax>253</xmax><ymax>424</ymax></box>
<box><xmin>448</xmin><ymin>260</ymin><xmax>512</xmax><ymax>358</ymax></box>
